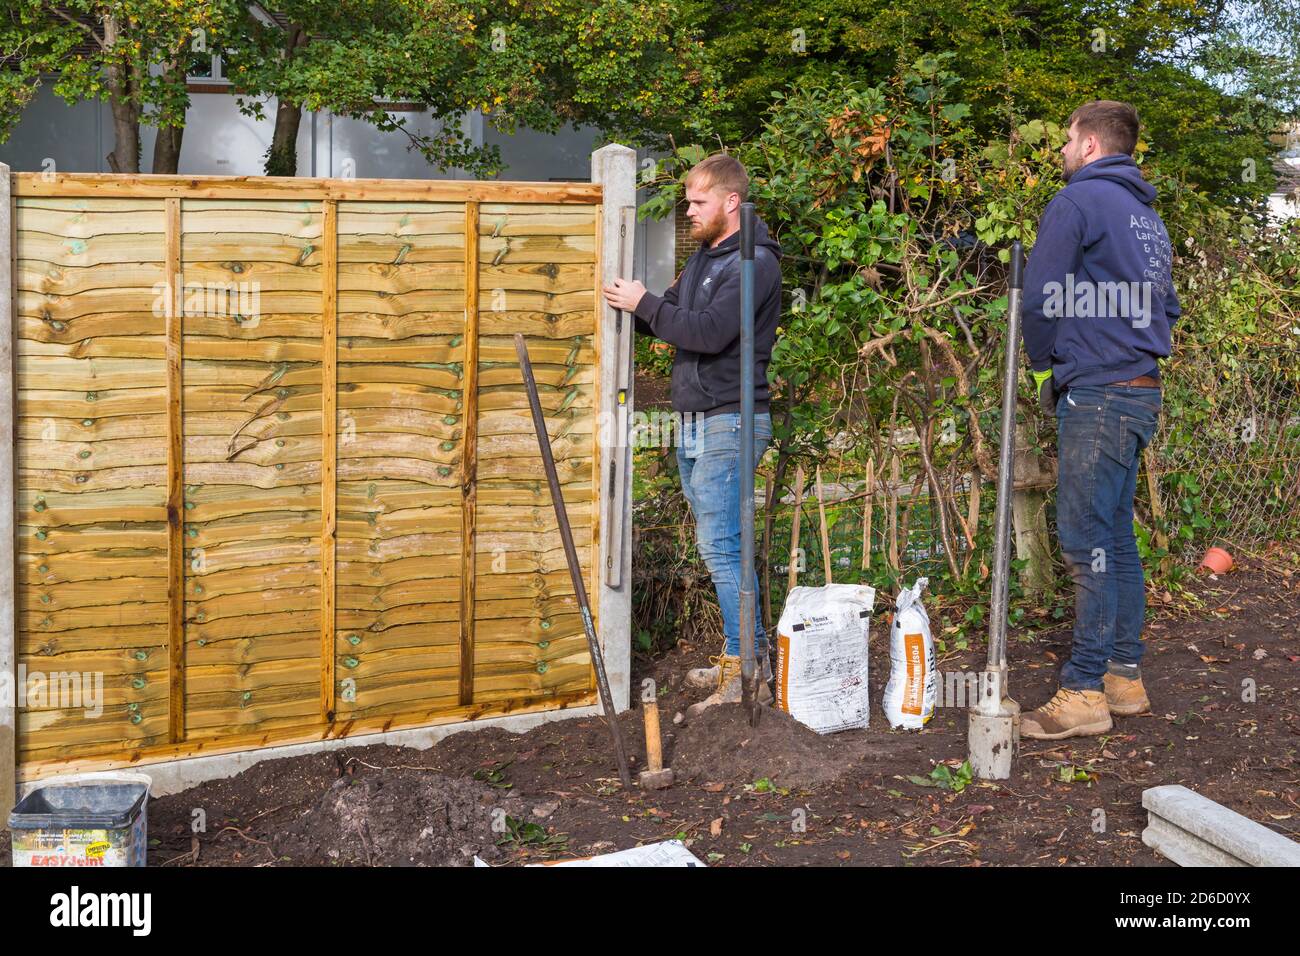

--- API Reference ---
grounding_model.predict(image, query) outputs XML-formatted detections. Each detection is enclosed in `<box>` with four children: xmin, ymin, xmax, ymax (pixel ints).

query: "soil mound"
<box><xmin>276</xmin><ymin>769</ymin><xmax>531</xmax><ymax>866</ymax></box>
<box><xmin>669</xmin><ymin>703</ymin><xmax>871</xmax><ymax>790</ymax></box>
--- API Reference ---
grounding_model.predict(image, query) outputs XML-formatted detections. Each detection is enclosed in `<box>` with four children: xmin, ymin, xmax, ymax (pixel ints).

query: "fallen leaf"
<box><xmin>701</xmin><ymin>782</ymin><xmax>725</xmax><ymax>793</ymax></box>
<box><xmin>710</xmin><ymin>818</ymin><xmax>724</xmax><ymax>837</ymax></box>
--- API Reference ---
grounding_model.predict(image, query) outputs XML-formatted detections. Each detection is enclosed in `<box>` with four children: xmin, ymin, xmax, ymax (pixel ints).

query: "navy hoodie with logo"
<box><xmin>1022</xmin><ymin>154</ymin><xmax>1180</xmax><ymax>388</ymax></box>
<box><xmin>633</xmin><ymin>216</ymin><xmax>783</xmax><ymax>416</ymax></box>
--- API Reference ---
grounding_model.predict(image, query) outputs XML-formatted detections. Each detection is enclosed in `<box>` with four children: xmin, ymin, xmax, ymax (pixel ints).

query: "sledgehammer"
<box><xmin>967</xmin><ymin>241</ymin><xmax>1024</xmax><ymax>780</ymax></box>
<box><xmin>639</xmin><ymin>693</ymin><xmax>674</xmax><ymax>790</ymax></box>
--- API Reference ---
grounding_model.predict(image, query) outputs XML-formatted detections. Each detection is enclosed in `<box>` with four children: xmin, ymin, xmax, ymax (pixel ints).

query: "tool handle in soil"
<box><xmin>514</xmin><ymin>333</ymin><xmax>633</xmax><ymax>790</ymax></box>
<box><xmin>986</xmin><ymin>240</ymin><xmax>1024</xmax><ymax>674</ymax></box>
<box><xmin>739</xmin><ymin>203</ymin><xmax>760</xmax><ymax>726</ymax></box>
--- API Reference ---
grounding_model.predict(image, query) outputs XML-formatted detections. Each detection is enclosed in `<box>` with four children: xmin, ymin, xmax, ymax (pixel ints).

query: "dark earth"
<box><xmin>3</xmin><ymin>553</ymin><xmax>1297</xmax><ymax>867</ymax></box>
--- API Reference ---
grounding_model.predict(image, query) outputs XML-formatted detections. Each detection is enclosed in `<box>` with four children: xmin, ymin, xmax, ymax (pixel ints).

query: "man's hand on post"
<box><xmin>1030</xmin><ymin>368</ymin><xmax>1058</xmax><ymax>416</ymax></box>
<box><xmin>602</xmin><ymin>277</ymin><xmax>646</xmax><ymax>313</ymax></box>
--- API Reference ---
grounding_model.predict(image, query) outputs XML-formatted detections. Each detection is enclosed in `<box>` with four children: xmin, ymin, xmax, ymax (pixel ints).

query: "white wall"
<box><xmin>0</xmin><ymin>84</ymin><xmax>674</xmax><ymax>278</ymax></box>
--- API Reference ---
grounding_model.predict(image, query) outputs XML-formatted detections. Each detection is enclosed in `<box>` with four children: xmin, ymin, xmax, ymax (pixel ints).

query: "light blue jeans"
<box><xmin>676</xmin><ymin>411</ymin><xmax>772</xmax><ymax>657</ymax></box>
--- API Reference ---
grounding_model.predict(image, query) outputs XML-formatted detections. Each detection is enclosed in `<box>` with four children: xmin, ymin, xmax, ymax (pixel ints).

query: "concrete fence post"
<box><xmin>1012</xmin><ymin>420</ymin><xmax>1055</xmax><ymax>599</ymax></box>
<box><xmin>1</xmin><ymin>162</ymin><xmax>15</xmax><ymax>822</ymax></box>
<box><xmin>591</xmin><ymin>144</ymin><xmax>636</xmax><ymax>712</ymax></box>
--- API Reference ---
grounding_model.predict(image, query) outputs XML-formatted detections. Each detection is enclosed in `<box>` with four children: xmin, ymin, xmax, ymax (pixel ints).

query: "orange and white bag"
<box><xmin>883</xmin><ymin>577</ymin><xmax>936</xmax><ymax>729</ymax></box>
<box><xmin>775</xmin><ymin>583</ymin><xmax>875</xmax><ymax>734</ymax></box>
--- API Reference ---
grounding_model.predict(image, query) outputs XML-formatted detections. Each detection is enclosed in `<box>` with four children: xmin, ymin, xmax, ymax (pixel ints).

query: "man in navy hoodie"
<box><xmin>1019</xmin><ymin>100</ymin><xmax>1180</xmax><ymax>739</ymax></box>
<box><xmin>602</xmin><ymin>153</ymin><xmax>784</xmax><ymax>720</ymax></box>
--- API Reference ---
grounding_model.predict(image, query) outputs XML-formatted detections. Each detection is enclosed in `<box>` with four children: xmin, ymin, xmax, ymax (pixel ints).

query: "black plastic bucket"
<box><xmin>8</xmin><ymin>776</ymin><xmax>150</xmax><ymax>867</ymax></box>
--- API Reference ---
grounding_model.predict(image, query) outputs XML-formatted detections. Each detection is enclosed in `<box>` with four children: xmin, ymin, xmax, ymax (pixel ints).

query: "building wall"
<box><xmin>0</xmin><ymin>85</ymin><xmax>674</xmax><ymax>290</ymax></box>
<box><xmin>674</xmin><ymin>201</ymin><xmax>699</xmax><ymax>273</ymax></box>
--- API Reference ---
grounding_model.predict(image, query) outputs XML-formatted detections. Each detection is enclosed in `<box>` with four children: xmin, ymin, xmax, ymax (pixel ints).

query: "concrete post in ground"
<box><xmin>590</xmin><ymin>144</ymin><xmax>636</xmax><ymax>712</ymax></box>
<box><xmin>1012</xmin><ymin>419</ymin><xmax>1054</xmax><ymax>599</ymax></box>
<box><xmin>969</xmin><ymin>241</ymin><xmax>1025</xmax><ymax>781</ymax></box>
<box><xmin>1</xmin><ymin>162</ymin><xmax>15</xmax><ymax>822</ymax></box>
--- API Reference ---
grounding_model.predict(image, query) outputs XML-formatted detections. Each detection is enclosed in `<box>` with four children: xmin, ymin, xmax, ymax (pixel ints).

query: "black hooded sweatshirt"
<box><xmin>632</xmin><ymin>216</ymin><xmax>783</xmax><ymax>416</ymax></box>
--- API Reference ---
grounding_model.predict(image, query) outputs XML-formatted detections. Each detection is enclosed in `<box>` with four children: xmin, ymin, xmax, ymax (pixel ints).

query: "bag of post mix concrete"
<box><xmin>775</xmin><ymin>583</ymin><xmax>875</xmax><ymax>734</ymax></box>
<box><xmin>883</xmin><ymin>577</ymin><xmax>936</xmax><ymax>729</ymax></box>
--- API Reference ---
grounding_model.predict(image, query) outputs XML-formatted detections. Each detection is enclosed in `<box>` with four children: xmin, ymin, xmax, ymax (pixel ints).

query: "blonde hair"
<box><xmin>685</xmin><ymin>152</ymin><xmax>749</xmax><ymax>202</ymax></box>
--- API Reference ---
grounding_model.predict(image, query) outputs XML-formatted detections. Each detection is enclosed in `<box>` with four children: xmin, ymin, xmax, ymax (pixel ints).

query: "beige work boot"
<box><xmin>685</xmin><ymin>650</ymin><xmax>772</xmax><ymax>691</ymax></box>
<box><xmin>684</xmin><ymin>654</ymin><xmax>772</xmax><ymax>721</ymax></box>
<box><xmin>1020</xmin><ymin>687</ymin><xmax>1113</xmax><ymax>740</ymax></box>
<box><xmin>1103</xmin><ymin>671</ymin><xmax>1151</xmax><ymax>716</ymax></box>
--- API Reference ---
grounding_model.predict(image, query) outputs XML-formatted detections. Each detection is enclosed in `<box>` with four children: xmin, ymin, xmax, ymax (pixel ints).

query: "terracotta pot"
<box><xmin>1198</xmin><ymin>546</ymin><xmax>1234</xmax><ymax>575</ymax></box>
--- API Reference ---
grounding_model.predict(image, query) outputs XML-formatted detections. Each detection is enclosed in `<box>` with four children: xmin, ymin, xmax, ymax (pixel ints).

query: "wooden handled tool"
<box><xmin>638</xmin><ymin>696</ymin><xmax>673</xmax><ymax>790</ymax></box>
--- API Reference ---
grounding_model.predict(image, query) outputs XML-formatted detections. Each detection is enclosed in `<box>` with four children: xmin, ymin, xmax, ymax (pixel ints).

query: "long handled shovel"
<box><xmin>514</xmin><ymin>333</ymin><xmax>633</xmax><ymax>790</ymax></box>
<box><xmin>738</xmin><ymin>203</ymin><xmax>761</xmax><ymax>727</ymax></box>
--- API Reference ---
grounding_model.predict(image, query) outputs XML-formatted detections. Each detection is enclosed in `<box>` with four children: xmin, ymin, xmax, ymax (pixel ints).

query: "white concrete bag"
<box><xmin>883</xmin><ymin>577</ymin><xmax>936</xmax><ymax>729</ymax></box>
<box><xmin>775</xmin><ymin>583</ymin><xmax>876</xmax><ymax>734</ymax></box>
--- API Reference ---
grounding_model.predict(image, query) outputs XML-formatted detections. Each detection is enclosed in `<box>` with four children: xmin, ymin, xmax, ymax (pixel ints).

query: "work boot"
<box><xmin>685</xmin><ymin>649</ymin><xmax>772</xmax><ymax>691</ymax></box>
<box><xmin>684</xmin><ymin>654</ymin><xmax>772</xmax><ymax>721</ymax></box>
<box><xmin>1020</xmin><ymin>687</ymin><xmax>1113</xmax><ymax>740</ymax></box>
<box><xmin>1103</xmin><ymin>670</ymin><xmax>1150</xmax><ymax>716</ymax></box>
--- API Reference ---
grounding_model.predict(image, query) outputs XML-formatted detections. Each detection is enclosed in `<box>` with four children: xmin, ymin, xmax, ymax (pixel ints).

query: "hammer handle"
<box><xmin>642</xmin><ymin>699</ymin><xmax>663</xmax><ymax>772</ymax></box>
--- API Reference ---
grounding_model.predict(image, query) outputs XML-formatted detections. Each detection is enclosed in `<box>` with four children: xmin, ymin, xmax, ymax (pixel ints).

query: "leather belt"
<box><xmin>1110</xmin><ymin>375</ymin><xmax>1160</xmax><ymax>388</ymax></box>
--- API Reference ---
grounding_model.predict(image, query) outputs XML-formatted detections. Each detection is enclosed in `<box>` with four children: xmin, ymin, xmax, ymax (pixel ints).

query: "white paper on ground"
<box><xmin>476</xmin><ymin>839</ymin><xmax>704</xmax><ymax>867</ymax></box>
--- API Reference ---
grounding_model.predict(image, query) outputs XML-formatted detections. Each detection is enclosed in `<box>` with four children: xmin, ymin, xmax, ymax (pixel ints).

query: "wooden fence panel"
<box><xmin>180</xmin><ymin>198</ymin><xmax>325</xmax><ymax>740</ymax></box>
<box><xmin>15</xmin><ymin>196</ymin><xmax>171</xmax><ymax>763</ymax></box>
<box><xmin>471</xmin><ymin>202</ymin><xmax>599</xmax><ymax>705</ymax></box>
<box><xmin>334</xmin><ymin>200</ymin><xmax>466</xmax><ymax>722</ymax></box>
<box><xmin>11</xmin><ymin>175</ymin><xmax>607</xmax><ymax>775</ymax></box>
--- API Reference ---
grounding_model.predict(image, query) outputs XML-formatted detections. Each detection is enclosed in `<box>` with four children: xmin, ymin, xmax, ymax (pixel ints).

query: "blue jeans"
<box><xmin>1055</xmin><ymin>385</ymin><xmax>1161</xmax><ymax>691</ymax></box>
<box><xmin>677</xmin><ymin>411</ymin><xmax>772</xmax><ymax>657</ymax></box>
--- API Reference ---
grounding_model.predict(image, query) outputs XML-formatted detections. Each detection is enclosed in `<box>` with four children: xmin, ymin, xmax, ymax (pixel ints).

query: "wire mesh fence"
<box><xmin>630</xmin><ymin>332</ymin><xmax>1300</xmax><ymax>656</ymax></box>
<box><xmin>1143</xmin><ymin>342</ymin><xmax>1300</xmax><ymax>561</ymax></box>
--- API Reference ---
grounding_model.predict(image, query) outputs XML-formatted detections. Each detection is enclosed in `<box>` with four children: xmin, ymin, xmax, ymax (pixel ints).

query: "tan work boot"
<box><xmin>685</xmin><ymin>651</ymin><xmax>772</xmax><ymax>691</ymax></box>
<box><xmin>684</xmin><ymin>654</ymin><xmax>772</xmax><ymax>721</ymax></box>
<box><xmin>1103</xmin><ymin>671</ymin><xmax>1150</xmax><ymax>715</ymax></box>
<box><xmin>1020</xmin><ymin>687</ymin><xmax>1113</xmax><ymax>740</ymax></box>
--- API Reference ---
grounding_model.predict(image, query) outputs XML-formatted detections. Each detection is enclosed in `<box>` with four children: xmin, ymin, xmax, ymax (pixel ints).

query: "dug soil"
<box><xmin>3</xmin><ymin>556</ymin><xmax>1296</xmax><ymax>867</ymax></box>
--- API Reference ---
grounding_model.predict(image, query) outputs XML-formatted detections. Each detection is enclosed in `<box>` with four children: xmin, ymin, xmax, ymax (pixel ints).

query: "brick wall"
<box><xmin>674</xmin><ymin>201</ymin><xmax>698</xmax><ymax>272</ymax></box>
